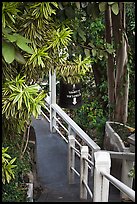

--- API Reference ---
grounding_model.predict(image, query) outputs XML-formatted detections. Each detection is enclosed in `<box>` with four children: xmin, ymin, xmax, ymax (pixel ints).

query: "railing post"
<box><xmin>68</xmin><ymin>125</ymin><xmax>76</xmax><ymax>137</ymax></box>
<box><xmin>49</xmin><ymin>69</ymin><xmax>56</xmax><ymax>132</ymax></box>
<box><xmin>68</xmin><ymin>135</ymin><xmax>75</xmax><ymax>184</ymax></box>
<box><xmin>121</xmin><ymin>159</ymin><xmax>134</xmax><ymax>201</ymax></box>
<box><xmin>80</xmin><ymin>146</ymin><xmax>89</xmax><ymax>200</ymax></box>
<box><xmin>93</xmin><ymin>151</ymin><xmax>111</xmax><ymax>202</ymax></box>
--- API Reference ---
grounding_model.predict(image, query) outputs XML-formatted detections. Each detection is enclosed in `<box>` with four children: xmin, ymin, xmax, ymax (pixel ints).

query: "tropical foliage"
<box><xmin>2</xmin><ymin>2</ymin><xmax>135</xmax><ymax>201</ymax></box>
<box><xmin>2</xmin><ymin>147</ymin><xmax>17</xmax><ymax>184</ymax></box>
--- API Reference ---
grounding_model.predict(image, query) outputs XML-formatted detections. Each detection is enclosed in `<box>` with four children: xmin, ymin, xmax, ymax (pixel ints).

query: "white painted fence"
<box><xmin>41</xmin><ymin>70</ymin><xmax>135</xmax><ymax>202</ymax></box>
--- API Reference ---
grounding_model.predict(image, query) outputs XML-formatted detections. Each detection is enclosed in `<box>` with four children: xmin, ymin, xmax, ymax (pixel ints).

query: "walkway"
<box><xmin>32</xmin><ymin>115</ymin><xmax>120</xmax><ymax>202</ymax></box>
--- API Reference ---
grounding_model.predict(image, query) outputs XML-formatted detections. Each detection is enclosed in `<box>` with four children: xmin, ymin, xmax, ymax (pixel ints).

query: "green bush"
<box><xmin>72</xmin><ymin>98</ymin><xmax>107</xmax><ymax>147</ymax></box>
<box><xmin>2</xmin><ymin>138</ymin><xmax>31</xmax><ymax>202</ymax></box>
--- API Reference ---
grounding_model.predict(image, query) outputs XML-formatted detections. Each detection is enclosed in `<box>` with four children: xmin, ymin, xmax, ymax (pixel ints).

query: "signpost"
<box><xmin>59</xmin><ymin>80</ymin><xmax>82</xmax><ymax>108</ymax></box>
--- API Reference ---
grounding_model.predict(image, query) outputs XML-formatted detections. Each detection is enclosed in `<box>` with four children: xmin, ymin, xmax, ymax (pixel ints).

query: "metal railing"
<box><xmin>68</xmin><ymin>135</ymin><xmax>93</xmax><ymax>200</ymax></box>
<box><xmin>100</xmin><ymin>170</ymin><xmax>135</xmax><ymax>202</ymax></box>
<box><xmin>40</xmin><ymin>70</ymin><xmax>135</xmax><ymax>202</ymax></box>
<box><xmin>94</xmin><ymin>151</ymin><xmax>135</xmax><ymax>202</ymax></box>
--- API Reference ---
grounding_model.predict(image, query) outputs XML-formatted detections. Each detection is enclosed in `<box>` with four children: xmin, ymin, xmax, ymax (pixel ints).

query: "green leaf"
<box><xmin>18</xmin><ymin>94</ymin><xmax>22</xmax><ymax>110</ymax></box>
<box><xmin>5</xmin><ymin>34</ymin><xmax>17</xmax><ymax>42</ymax></box>
<box><xmin>106</xmin><ymin>48</ymin><xmax>114</xmax><ymax>54</ymax></box>
<box><xmin>78</xmin><ymin>28</ymin><xmax>86</xmax><ymax>42</ymax></box>
<box><xmin>7</xmin><ymin>12</ymin><xmax>15</xmax><ymax>23</ymax></box>
<box><xmin>16</xmin><ymin>40</ymin><xmax>34</xmax><ymax>54</ymax></box>
<box><xmin>5</xmin><ymin>171</ymin><xmax>11</xmax><ymax>183</ymax></box>
<box><xmin>3</xmin><ymin>153</ymin><xmax>11</xmax><ymax>159</ymax></box>
<box><xmin>75</xmin><ymin>2</ymin><xmax>80</xmax><ymax>9</ymax></box>
<box><xmin>108</xmin><ymin>2</ymin><xmax>115</xmax><ymax>5</ymax></box>
<box><xmin>84</xmin><ymin>49</ymin><xmax>90</xmax><ymax>57</ymax></box>
<box><xmin>13</xmin><ymin>92</ymin><xmax>22</xmax><ymax>104</ymax></box>
<box><xmin>36</xmin><ymin>104</ymin><xmax>41</xmax><ymax>115</ymax></box>
<box><xmin>65</xmin><ymin>7</ymin><xmax>75</xmax><ymax>19</ymax></box>
<box><xmin>23</xmin><ymin>94</ymin><xmax>29</xmax><ymax>110</ymax></box>
<box><xmin>88</xmin><ymin>42</ymin><xmax>95</xmax><ymax>48</ymax></box>
<box><xmin>15</xmin><ymin>51</ymin><xmax>26</xmax><ymax>64</ymax></box>
<box><xmin>9</xmin><ymin>157</ymin><xmax>16</xmax><ymax>164</ymax></box>
<box><xmin>2</xmin><ymin>102</ymin><xmax>11</xmax><ymax>114</ymax></box>
<box><xmin>2</xmin><ymin>41</ymin><xmax>15</xmax><ymax>63</ymax></box>
<box><xmin>99</xmin><ymin>2</ymin><xmax>107</xmax><ymax>12</ymax></box>
<box><xmin>111</xmin><ymin>3</ymin><xmax>119</xmax><ymax>15</ymax></box>
<box><xmin>92</xmin><ymin>49</ymin><xmax>96</xmax><ymax>57</ymax></box>
<box><xmin>13</xmin><ymin>33</ymin><xmax>32</xmax><ymax>44</ymax></box>
<box><xmin>2</xmin><ymin>147</ymin><xmax>9</xmax><ymax>153</ymax></box>
<box><xmin>58</xmin><ymin>2</ymin><xmax>64</xmax><ymax>10</ymax></box>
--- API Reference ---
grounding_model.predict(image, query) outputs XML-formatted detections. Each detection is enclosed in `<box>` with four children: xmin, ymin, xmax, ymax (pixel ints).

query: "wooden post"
<box><xmin>68</xmin><ymin>135</ymin><xmax>75</xmax><ymax>184</ymax></box>
<box><xmin>49</xmin><ymin>69</ymin><xmax>56</xmax><ymax>132</ymax></box>
<box><xmin>80</xmin><ymin>146</ymin><xmax>89</xmax><ymax>200</ymax></box>
<box><xmin>93</xmin><ymin>151</ymin><xmax>111</xmax><ymax>202</ymax></box>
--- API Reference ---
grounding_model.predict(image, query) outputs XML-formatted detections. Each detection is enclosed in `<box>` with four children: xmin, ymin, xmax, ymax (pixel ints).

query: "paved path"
<box><xmin>32</xmin><ymin>115</ymin><xmax>120</xmax><ymax>202</ymax></box>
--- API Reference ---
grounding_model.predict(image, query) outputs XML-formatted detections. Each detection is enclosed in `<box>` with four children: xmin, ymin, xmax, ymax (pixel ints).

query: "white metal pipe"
<box><xmin>53</xmin><ymin>125</ymin><xmax>68</xmax><ymax>143</ymax></box>
<box><xmin>51</xmin><ymin>104</ymin><xmax>100</xmax><ymax>151</ymax></box>
<box><xmin>82</xmin><ymin>180</ymin><xmax>93</xmax><ymax>199</ymax></box>
<box><xmin>71</xmin><ymin>145</ymin><xmax>81</xmax><ymax>155</ymax></box>
<box><xmin>100</xmin><ymin>170</ymin><xmax>135</xmax><ymax>202</ymax></box>
<box><xmin>41</xmin><ymin>111</ymin><xmax>50</xmax><ymax>122</ymax></box>
<box><xmin>83</xmin><ymin>156</ymin><xmax>94</xmax><ymax>167</ymax></box>
<box><xmin>53</xmin><ymin>115</ymin><xmax>68</xmax><ymax>133</ymax></box>
<box><xmin>75</xmin><ymin>139</ymin><xmax>82</xmax><ymax>147</ymax></box>
<box><xmin>71</xmin><ymin>167</ymin><xmax>80</xmax><ymax>177</ymax></box>
<box><xmin>107</xmin><ymin>151</ymin><xmax>135</xmax><ymax>161</ymax></box>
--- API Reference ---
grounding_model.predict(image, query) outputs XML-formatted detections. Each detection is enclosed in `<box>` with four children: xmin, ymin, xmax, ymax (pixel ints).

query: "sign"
<box><xmin>59</xmin><ymin>80</ymin><xmax>82</xmax><ymax>108</ymax></box>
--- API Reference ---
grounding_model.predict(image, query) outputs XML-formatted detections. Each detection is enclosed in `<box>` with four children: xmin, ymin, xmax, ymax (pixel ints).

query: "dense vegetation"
<box><xmin>55</xmin><ymin>2</ymin><xmax>135</xmax><ymax>146</ymax></box>
<box><xmin>2</xmin><ymin>2</ymin><xmax>135</xmax><ymax>201</ymax></box>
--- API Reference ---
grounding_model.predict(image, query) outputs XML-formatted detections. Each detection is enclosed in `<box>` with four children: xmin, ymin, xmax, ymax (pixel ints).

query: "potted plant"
<box><xmin>104</xmin><ymin>121</ymin><xmax>135</xmax><ymax>152</ymax></box>
<box><xmin>103</xmin><ymin>121</ymin><xmax>135</xmax><ymax>201</ymax></box>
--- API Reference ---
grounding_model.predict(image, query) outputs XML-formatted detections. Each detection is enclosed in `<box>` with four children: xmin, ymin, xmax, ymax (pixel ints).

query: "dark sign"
<box><xmin>59</xmin><ymin>80</ymin><xmax>82</xmax><ymax>108</ymax></box>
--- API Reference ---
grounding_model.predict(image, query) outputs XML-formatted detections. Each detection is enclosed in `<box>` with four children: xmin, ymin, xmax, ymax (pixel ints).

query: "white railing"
<box><xmin>94</xmin><ymin>151</ymin><xmax>135</xmax><ymax>202</ymax></box>
<box><xmin>68</xmin><ymin>135</ymin><xmax>93</xmax><ymax>200</ymax></box>
<box><xmin>41</xmin><ymin>70</ymin><xmax>135</xmax><ymax>202</ymax></box>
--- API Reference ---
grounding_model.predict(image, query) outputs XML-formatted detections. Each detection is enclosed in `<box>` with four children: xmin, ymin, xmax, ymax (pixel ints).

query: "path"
<box><xmin>32</xmin><ymin>115</ymin><xmax>120</xmax><ymax>202</ymax></box>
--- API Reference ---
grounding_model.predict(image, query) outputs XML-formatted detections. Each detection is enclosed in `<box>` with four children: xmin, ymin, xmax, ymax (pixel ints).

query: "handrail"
<box><xmin>106</xmin><ymin>151</ymin><xmax>135</xmax><ymax>161</ymax></box>
<box><xmin>46</xmin><ymin>71</ymin><xmax>135</xmax><ymax>202</ymax></box>
<box><xmin>51</xmin><ymin>103</ymin><xmax>100</xmax><ymax>151</ymax></box>
<box><xmin>100</xmin><ymin>170</ymin><xmax>135</xmax><ymax>202</ymax></box>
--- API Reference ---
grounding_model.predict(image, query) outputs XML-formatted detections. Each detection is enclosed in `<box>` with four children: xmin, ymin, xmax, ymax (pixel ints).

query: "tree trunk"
<box><xmin>112</xmin><ymin>3</ymin><xmax>129</xmax><ymax>124</ymax></box>
<box><xmin>105</xmin><ymin>5</ymin><xmax>115</xmax><ymax>120</ymax></box>
<box><xmin>92</xmin><ymin>63</ymin><xmax>101</xmax><ymax>87</ymax></box>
